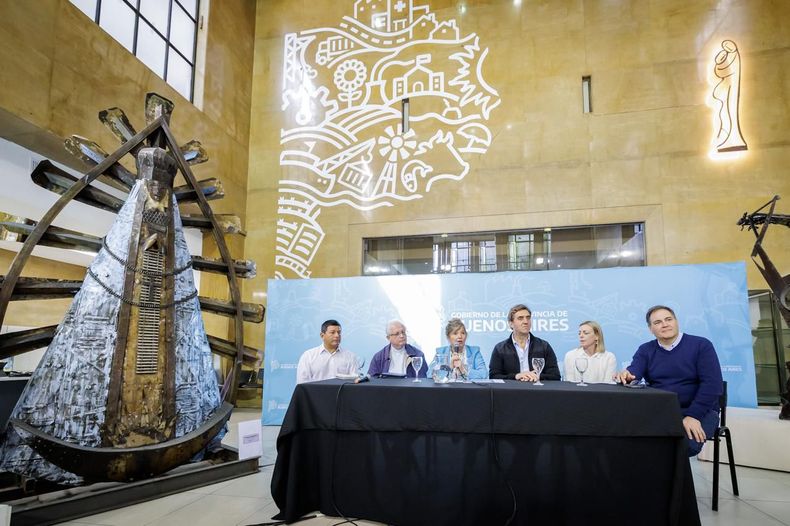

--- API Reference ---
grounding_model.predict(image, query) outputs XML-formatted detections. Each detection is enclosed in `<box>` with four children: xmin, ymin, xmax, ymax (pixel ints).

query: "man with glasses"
<box><xmin>489</xmin><ymin>303</ymin><xmax>561</xmax><ymax>381</ymax></box>
<box><xmin>368</xmin><ymin>320</ymin><xmax>428</xmax><ymax>378</ymax></box>
<box><xmin>615</xmin><ymin>305</ymin><xmax>723</xmax><ymax>456</ymax></box>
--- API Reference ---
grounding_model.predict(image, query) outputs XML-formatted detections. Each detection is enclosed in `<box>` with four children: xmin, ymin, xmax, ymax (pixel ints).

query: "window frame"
<box><xmin>71</xmin><ymin>0</ymin><xmax>199</xmax><ymax>102</ymax></box>
<box><xmin>748</xmin><ymin>289</ymin><xmax>789</xmax><ymax>405</ymax></box>
<box><xmin>362</xmin><ymin>222</ymin><xmax>646</xmax><ymax>276</ymax></box>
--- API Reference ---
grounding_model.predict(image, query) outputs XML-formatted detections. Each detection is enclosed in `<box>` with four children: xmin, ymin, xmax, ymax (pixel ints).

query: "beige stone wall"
<box><xmin>0</xmin><ymin>249</ymin><xmax>86</xmax><ymax>327</ymax></box>
<box><xmin>0</xmin><ymin>0</ymin><xmax>256</xmax><ymax>340</ymax></box>
<box><xmin>246</xmin><ymin>0</ymin><xmax>790</xmax><ymax>354</ymax></box>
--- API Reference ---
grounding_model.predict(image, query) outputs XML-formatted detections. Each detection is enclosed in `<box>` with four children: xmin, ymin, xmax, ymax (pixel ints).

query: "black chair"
<box><xmin>710</xmin><ymin>380</ymin><xmax>739</xmax><ymax>511</ymax></box>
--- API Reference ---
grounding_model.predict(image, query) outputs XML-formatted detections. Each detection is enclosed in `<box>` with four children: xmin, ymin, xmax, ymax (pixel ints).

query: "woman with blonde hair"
<box><xmin>430</xmin><ymin>318</ymin><xmax>487</xmax><ymax>380</ymax></box>
<box><xmin>563</xmin><ymin>320</ymin><xmax>617</xmax><ymax>384</ymax></box>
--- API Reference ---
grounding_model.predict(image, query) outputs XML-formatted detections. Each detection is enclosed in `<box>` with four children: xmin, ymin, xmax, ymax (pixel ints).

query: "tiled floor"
<box><xmin>54</xmin><ymin>409</ymin><xmax>790</xmax><ymax>526</ymax></box>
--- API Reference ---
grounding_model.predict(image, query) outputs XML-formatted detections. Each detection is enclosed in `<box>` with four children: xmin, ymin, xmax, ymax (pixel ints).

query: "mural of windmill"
<box><xmin>0</xmin><ymin>93</ymin><xmax>263</xmax><ymax>484</ymax></box>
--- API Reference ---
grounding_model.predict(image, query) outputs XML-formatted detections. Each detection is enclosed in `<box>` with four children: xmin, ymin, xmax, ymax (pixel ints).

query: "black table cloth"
<box><xmin>271</xmin><ymin>379</ymin><xmax>700</xmax><ymax>526</ymax></box>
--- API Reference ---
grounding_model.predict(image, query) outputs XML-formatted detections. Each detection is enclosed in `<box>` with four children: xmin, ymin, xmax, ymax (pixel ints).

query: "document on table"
<box><xmin>470</xmin><ymin>379</ymin><xmax>504</xmax><ymax>384</ymax></box>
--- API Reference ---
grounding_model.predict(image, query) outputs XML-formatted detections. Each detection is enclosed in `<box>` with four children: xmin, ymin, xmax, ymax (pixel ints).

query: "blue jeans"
<box><xmin>687</xmin><ymin>409</ymin><xmax>720</xmax><ymax>457</ymax></box>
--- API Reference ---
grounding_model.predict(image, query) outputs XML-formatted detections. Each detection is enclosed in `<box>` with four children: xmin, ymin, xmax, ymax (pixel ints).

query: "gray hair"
<box><xmin>386</xmin><ymin>319</ymin><xmax>406</xmax><ymax>336</ymax></box>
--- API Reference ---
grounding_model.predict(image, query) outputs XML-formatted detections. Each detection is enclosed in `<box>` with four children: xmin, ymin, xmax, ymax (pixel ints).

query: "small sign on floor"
<box><xmin>237</xmin><ymin>419</ymin><xmax>262</xmax><ymax>460</ymax></box>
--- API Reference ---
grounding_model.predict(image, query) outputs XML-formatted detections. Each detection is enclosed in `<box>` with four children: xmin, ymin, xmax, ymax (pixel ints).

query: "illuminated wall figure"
<box><xmin>712</xmin><ymin>40</ymin><xmax>748</xmax><ymax>152</ymax></box>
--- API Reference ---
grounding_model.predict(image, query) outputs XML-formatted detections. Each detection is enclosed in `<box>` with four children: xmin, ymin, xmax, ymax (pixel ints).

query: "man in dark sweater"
<box><xmin>616</xmin><ymin>305</ymin><xmax>723</xmax><ymax>456</ymax></box>
<box><xmin>489</xmin><ymin>303</ymin><xmax>561</xmax><ymax>381</ymax></box>
<box><xmin>367</xmin><ymin>320</ymin><xmax>428</xmax><ymax>378</ymax></box>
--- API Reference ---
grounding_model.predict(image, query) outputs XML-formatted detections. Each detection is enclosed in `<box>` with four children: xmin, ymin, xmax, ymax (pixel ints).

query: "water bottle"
<box><xmin>433</xmin><ymin>353</ymin><xmax>451</xmax><ymax>384</ymax></box>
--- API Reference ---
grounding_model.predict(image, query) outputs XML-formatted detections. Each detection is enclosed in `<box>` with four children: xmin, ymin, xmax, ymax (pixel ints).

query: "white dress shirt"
<box><xmin>388</xmin><ymin>345</ymin><xmax>408</xmax><ymax>375</ymax></box>
<box><xmin>563</xmin><ymin>347</ymin><xmax>617</xmax><ymax>383</ymax></box>
<box><xmin>296</xmin><ymin>345</ymin><xmax>356</xmax><ymax>384</ymax></box>
<box><xmin>512</xmin><ymin>334</ymin><xmax>531</xmax><ymax>372</ymax></box>
<box><xmin>658</xmin><ymin>332</ymin><xmax>684</xmax><ymax>351</ymax></box>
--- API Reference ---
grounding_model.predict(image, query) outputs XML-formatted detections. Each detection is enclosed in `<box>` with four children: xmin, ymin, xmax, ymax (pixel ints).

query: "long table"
<box><xmin>271</xmin><ymin>379</ymin><xmax>700</xmax><ymax>526</ymax></box>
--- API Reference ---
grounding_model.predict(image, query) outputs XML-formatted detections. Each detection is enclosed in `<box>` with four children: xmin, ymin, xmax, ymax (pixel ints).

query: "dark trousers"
<box><xmin>688</xmin><ymin>409</ymin><xmax>719</xmax><ymax>457</ymax></box>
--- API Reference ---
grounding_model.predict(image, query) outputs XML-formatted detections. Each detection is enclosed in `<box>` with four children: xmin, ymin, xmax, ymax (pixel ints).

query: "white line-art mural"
<box><xmin>711</xmin><ymin>40</ymin><xmax>747</xmax><ymax>154</ymax></box>
<box><xmin>276</xmin><ymin>0</ymin><xmax>501</xmax><ymax>279</ymax></box>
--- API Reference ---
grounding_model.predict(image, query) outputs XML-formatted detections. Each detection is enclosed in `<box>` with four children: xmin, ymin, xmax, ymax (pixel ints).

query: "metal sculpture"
<box><xmin>0</xmin><ymin>93</ymin><xmax>263</xmax><ymax>483</ymax></box>
<box><xmin>738</xmin><ymin>195</ymin><xmax>789</xmax><ymax>419</ymax></box>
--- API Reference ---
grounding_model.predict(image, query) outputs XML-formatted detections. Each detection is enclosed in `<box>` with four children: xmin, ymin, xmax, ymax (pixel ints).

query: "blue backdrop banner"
<box><xmin>262</xmin><ymin>262</ymin><xmax>756</xmax><ymax>425</ymax></box>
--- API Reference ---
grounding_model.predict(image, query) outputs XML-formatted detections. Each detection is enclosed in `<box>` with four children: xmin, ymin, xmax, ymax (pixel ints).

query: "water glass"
<box><xmin>532</xmin><ymin>357</ymin><xmax>545</xmax><ymax>386</ymax></box>
<box><xmin>355</xmin><ymin>356</ymin><xmax>366</xmax><ymax>377</ymax></box>
<box><xmin>411</xmin><ymin>356</ymin><xmax>423</xmax><ymax>382</ymax></box>
<box><xmin>575</xmin><ymin>356</ymin><xmax>588</xmax><ymax>387</ymax></box>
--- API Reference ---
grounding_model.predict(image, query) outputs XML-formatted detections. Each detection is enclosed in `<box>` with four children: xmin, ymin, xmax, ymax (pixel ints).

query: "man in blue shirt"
<box><xmin>616</xmin><ymin>305</ymin><xmax>724</xmax><ymax>456</ymax></box>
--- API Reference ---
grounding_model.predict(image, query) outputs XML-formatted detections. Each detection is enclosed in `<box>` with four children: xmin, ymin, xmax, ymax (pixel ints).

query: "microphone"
<box><xmin>452</xmin><ymin>342</ymin><xmax>467</xmax><ymax>380</ymax></box>
<box><xmin>355</xmin><ymin>374</ymin><xmax>370</xmax><ymax>384</ymax></box>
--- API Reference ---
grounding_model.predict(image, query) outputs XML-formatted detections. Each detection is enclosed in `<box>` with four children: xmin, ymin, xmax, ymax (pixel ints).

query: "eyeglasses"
<box><xmin>388</xmin><ymin>330</ymin><xmax>407</xmax><ymax>337</ymax></box>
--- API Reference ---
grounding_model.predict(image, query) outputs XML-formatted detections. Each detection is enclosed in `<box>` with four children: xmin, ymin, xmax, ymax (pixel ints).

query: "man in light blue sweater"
<box><xmin>616</xmin><ymin>305</ymin><xmax>724</xmax><ymax>456</ymax></box>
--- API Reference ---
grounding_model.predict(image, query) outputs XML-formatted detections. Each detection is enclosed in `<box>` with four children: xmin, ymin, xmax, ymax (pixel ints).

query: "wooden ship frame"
<box><xmin>0</xmin><ymin>93</ymin><xmax>264</xmax><ymax>524</ymax></box>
